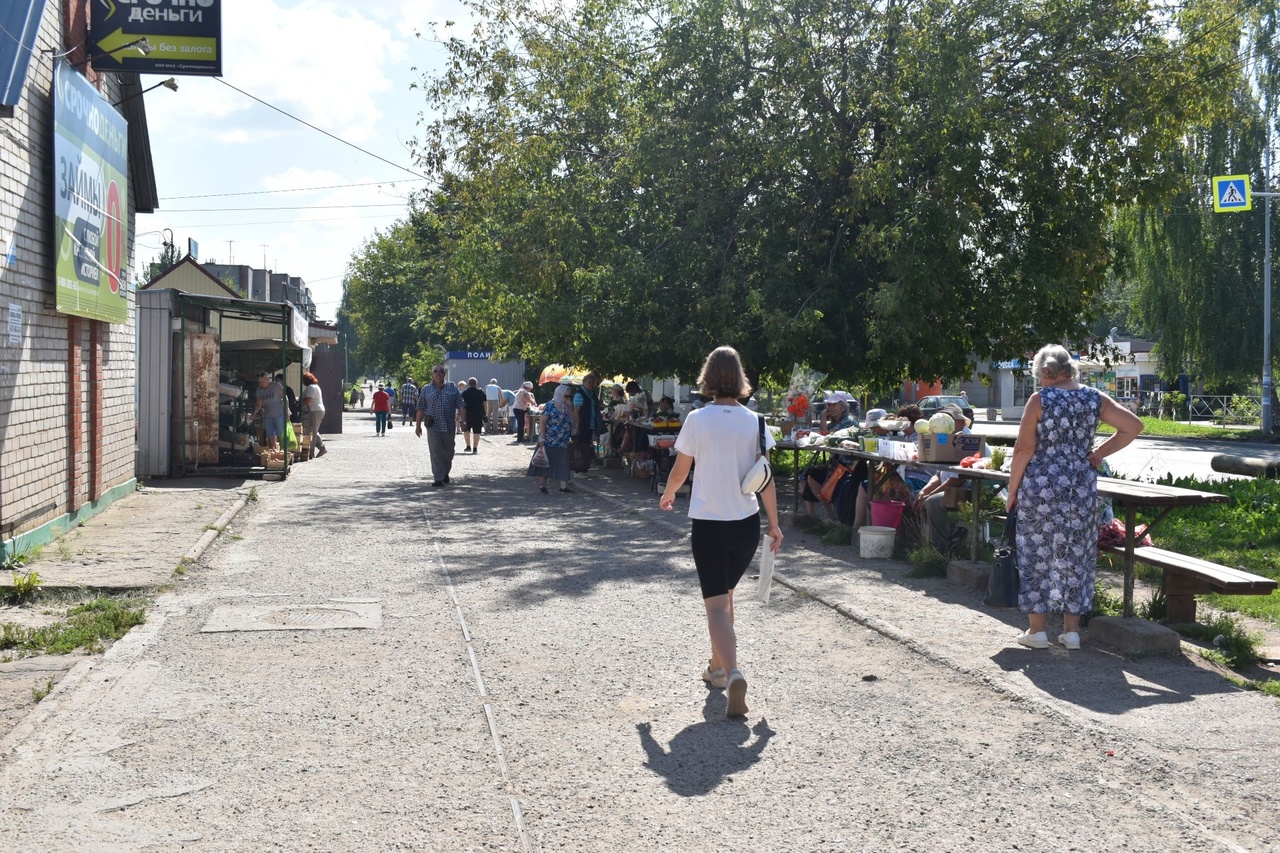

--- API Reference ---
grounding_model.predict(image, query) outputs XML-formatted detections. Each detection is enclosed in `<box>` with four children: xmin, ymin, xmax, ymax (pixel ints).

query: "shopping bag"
<box><xmin>757</xmin><ymin>541</ymin><xmax>776</xmax><ymax>604</ymax></box>
<box><xmin>531</xmin><ymin>444</ymin><xmax>550</xmax><ymax>468</ymax></box>
<box><xmin>984</xmin><ymin>511</ymin><xmax>1019</xmax><ymax>608</ymax></box>
<box><xmin>818</xmin><ymin>461</ymin><xmax>852</xmax><ymax>502</ymax></box>
<box><xmin>283</xmin><ymin>420</ymin><xmax>298</xmax><ymax>451</ymax></box>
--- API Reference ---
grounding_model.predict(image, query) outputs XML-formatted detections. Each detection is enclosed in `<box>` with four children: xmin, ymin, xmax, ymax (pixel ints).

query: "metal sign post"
<box><xmin>1212</xmin><ymin>171</ymin><xmax>1275</xmax><ymax>436</ymax></box>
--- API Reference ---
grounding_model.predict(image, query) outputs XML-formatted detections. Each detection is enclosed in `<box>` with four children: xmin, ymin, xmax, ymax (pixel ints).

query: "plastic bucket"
<box><xmin>862</xmin><ymin>437</ymin><xmax>878</xmax><ymax>453</ymax></box>
<box><xmin>870</xmin><ymin>499</ymin><xmax>906</xmax><ymax>529</ymax></box>
<box><xmin>859</xmin><ymin>526</ymin><xmax>896</xmax><ymax>559</ymax></box>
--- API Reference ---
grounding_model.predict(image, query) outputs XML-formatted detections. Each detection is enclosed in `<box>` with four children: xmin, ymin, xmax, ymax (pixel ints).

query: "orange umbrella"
<box><xmin>538</xmin><ymin>364</ymin><xmax>587</xmax><ymax>385</ymax></box>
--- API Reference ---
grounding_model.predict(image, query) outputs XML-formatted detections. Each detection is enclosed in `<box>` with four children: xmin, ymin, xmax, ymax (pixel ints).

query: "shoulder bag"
<box><xmin>741</xmin><ymin>415</ymin><xmax>773</xmax><ymax>495</ymax></box>
<box><xmin>984</xmin><ymin>510</ymin><xmax>1020</xmax><ymax>608</ymax></box>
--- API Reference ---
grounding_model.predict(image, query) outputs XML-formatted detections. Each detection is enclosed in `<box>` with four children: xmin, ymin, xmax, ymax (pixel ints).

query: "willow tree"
<box><xmin>1114</xmin><ymin>2</ymin><xmax>1279</xmax><ymax>388</ymax></box>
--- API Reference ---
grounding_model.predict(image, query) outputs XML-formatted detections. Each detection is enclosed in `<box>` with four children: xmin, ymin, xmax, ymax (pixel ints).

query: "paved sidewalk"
<box><xmin>0</xmin><ymin>420</ymin><xmax>1277</xmax><ymax>850</ymax></box>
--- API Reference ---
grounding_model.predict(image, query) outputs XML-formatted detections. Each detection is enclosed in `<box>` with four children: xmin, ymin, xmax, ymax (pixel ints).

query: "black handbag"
<box><xmin>984</xmin><ymin>510</ymin><xmax>1020</xmax><ymax>608</ymax></box>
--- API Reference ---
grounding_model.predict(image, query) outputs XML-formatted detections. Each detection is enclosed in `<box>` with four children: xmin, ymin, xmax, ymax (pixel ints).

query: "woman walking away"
<box><xmin>299</xmin><ymin>372</ymin><xmax>327</xmax><ymax>458</ymax></box>
<box><xmin>460</xmin><ymin>378</ymin><xmax>487</xmax><ymax>453</ymax></box>
<box><xmin>528</xmin><ymin>384</ymin><xmax>576</xmax><ymax>493</ymax></box>
<box><xmin>660</xmin><ymin>346</ymin><xmax>783</xmax><ymax>718</ymax></box>
<box><xmin>1007</xmin><ymin>344</ymin><xmax>1143</xmax><ymax>651</ymax></box>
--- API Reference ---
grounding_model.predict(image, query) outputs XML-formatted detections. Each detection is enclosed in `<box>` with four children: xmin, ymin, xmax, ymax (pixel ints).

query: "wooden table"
<box><xmin>775</xmin><ymin>439</ymin><xmax>1229</xmax><ymax>617</ymax></box>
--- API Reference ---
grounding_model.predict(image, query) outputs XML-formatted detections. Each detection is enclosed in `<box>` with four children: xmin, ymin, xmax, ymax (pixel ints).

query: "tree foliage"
<box><xmin>344</xmin><ymin>0</ymin><xmax>1233</xmax><ymax>389</ymax></box>
<box><xmin>1113</xmin><ymin>1</ymin><xmax>1279</xmax><ymax>386</ymax></box>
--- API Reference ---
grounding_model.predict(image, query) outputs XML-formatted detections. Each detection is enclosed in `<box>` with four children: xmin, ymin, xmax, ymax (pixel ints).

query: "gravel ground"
<box><xmin>1</xmin><ymin>412</ymin><xmax>1277</xmax><ymax>851</ymax></box>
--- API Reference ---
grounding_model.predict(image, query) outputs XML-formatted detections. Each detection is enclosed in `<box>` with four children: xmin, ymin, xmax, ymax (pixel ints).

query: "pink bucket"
<box><xmin>870</xmin><ymin>499</ymin><xmax>906</xmax><ymax>529</ymax></box>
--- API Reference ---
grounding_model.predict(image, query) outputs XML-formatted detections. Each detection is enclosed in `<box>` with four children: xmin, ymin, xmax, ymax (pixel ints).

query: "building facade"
<box><xmin>0</xmin><ymin>0</ymin><xmax>157</xmax><ymax>555</ymax></box>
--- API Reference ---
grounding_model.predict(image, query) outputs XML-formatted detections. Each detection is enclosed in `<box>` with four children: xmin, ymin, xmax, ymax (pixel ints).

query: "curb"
<box><xmin>181</xmin><ymin>495</ymin><xmax>250</xmax><ymax>565</ymax></box>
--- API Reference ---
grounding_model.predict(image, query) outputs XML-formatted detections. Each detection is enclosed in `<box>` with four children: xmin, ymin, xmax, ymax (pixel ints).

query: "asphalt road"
<box><xmin>973</xmin><ymin>419</ymin><xmax>1277</xmax><ymax>482</ymax></box>
<box><xmin>1</xmin><ymin>411</ymin><xmax>1276</xmax><ymax>851</ymax></box>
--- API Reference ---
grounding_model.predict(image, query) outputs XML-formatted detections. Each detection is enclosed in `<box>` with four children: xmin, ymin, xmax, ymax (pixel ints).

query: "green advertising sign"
<box><xmin>53</xmin><ymin>61</ymin><xmax>130</xmax><ymax>325</ymax></box>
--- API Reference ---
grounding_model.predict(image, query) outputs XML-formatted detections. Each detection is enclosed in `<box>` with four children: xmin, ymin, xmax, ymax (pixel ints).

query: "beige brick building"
<box><xmin>0</xmin><ymin>0</ymin><xmax>158</xmax><ymax>556</ymax></box>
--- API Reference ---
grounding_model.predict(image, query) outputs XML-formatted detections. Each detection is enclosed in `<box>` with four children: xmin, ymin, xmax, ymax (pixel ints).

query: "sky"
<box><xmin>135</xmin><ymin>0</ymin><xmax>467</xmax><ymax>322</ymax></box>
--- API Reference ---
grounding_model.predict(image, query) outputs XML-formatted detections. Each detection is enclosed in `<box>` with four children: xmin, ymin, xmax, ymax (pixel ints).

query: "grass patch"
<box><xmin>247</xmin><ymin>487</ymin><xmax>260</xmax><ymax>502</ymax></box>
<box><xmin>0</xmin><ymin>598</ymin><xmax>147</xmax><ymax>658</ymax></box>
<box><xmin>31</xmin><ymin>679</ymin><xmax>53</xmax><ymax>702</ymax></box>
<box><xmin>1096</xmin><ymin>417</ymin><xmax>1260</xmax><ymax>441</ymax></box>
<box><xmin>1128</xmin><ymin>474</ymin><xmax>1280</xmax><ymax>623</ymax></box>
<box><xmin>1255</xmin><ymin>679</ymin><xmax>1280</xmax><ymax>698</ymax></box>
<box><xmin>906</xmin><ymin>543</ymin><xmax>949</xmax><ymax>578</ymax></box>
<box><xmin>769</xmin><ymin>448</ymin><xmax>821</xmax><ymax>481</ymax></box>
<box><xmin>1090</xmin><ymin>580</ymin><xmax>1124</xmax><ymax>619</ymax></box>
<box><xmin>1174</xmin><ymin>611</ymin><xmax>1263</xmax><ymax>668</ymax></box>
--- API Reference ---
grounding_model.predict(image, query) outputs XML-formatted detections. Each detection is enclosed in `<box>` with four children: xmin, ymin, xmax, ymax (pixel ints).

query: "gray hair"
<box><xmin>1032</xmin><ymin>344</ymin><xmax>1078</xmax><ymax>382</ymax></box>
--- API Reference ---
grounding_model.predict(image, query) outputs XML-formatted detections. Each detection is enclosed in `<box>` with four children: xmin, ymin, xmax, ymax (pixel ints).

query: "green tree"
<box><xmin>405</xmin><ymin>0</ymin><xmax>1229</xmax><ymax>390</ymax></box>
<box><xmin>1113</xmin><ymin>2</ymin><xmax>1279</xmax><ymax>386</ymax></box>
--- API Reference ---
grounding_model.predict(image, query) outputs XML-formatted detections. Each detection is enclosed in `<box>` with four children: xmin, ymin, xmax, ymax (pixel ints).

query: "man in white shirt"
<box><xmin>484</xmin><ymin>378</ymin><xmax>503</xmax><ymax>434</ymax></box>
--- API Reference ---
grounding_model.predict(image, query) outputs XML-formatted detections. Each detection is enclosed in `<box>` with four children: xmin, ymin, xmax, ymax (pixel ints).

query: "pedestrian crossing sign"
<box><xmin>1212</xmin><ymin>175</ymin><xmax>1251</xmax><ymax>213</ymax></box>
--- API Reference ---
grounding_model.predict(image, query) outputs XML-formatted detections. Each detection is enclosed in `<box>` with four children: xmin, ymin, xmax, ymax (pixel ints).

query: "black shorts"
<box><xmin>691</xmin><ymin>514</ymin><xmax>761</xmax><ymax>599</ymax></box>
<box><xmin>464</xmin><ymin>415</ymin><xmax>484</xmax><ymax>434</ymax></box>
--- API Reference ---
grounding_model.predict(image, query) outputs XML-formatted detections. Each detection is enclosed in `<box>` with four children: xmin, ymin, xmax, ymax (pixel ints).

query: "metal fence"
<box><xmin>1141</xmin><ymin>391</ymin><xmax>1262</xmax><ymax>426</ymax></box>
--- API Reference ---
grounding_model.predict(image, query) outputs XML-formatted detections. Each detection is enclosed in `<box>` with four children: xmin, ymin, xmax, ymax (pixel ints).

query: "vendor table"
<box><xmin>776</xmin><ymin>440</ymin><xmax>1229</xmax><ymax>617</ymax></box>
<box><xmin>628</xmin><ymin>421</ymin><xmax>682</xmax><ymax>491</ymax></box>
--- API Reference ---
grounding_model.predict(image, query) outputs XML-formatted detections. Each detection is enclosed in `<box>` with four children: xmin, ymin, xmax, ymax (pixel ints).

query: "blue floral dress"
<box><xmin>528</xmin><ymin>403</ymin><xmax>574</xmax><ymax>482</ymax></box>
<box><xmin>1016</xmin><ymin>386</ymin><xmax>1101</xmax><ymax>615</ymax></box>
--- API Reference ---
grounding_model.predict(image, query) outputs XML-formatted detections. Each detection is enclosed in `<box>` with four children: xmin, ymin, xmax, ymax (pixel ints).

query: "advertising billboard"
<box><xmin>90</xmin><ymin>0</ymin><xmax>222</xmax><ymax>77</ymax></box>
<box><xmin>53</xmin><ymin>61</ymin><xmax>130</xmax><ymax>325</ymax></box>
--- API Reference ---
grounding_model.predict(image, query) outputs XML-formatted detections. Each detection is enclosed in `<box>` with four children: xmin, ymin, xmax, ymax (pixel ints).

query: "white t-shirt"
<box><xmin>485</xmin><ymin>383</ymin><xmax>502</xmax><ymax>402</ymax></box>
<box><xmin>673</xmin><ymin>403</ymin><xmax>775</xmax><ymax>521</ymax></box>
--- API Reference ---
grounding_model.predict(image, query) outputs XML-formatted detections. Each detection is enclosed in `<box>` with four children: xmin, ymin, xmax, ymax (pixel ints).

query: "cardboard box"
<box><xmin>917</xmin><ymin>432</ymin><xmax>986</xmax><ymax>463</ymax></box>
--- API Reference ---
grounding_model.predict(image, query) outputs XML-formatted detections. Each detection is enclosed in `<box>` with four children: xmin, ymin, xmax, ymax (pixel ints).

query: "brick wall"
<box><xmin>0</xmin><ymin>0</ymin><xmax>138</xmax><ymax>541</ymax></box>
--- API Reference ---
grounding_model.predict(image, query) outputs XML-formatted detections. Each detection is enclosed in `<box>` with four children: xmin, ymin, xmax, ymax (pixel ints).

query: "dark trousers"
<box><xmin>515</xmin><ymin>408</ymin><xmax>528</xmax><ymax>441</ymax></box>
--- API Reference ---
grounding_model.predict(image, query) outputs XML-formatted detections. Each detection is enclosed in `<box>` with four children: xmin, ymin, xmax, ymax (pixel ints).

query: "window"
<box><xmin>1013</xmin><ymin>373</ymin><xmax>1037</xmax><ymax>405</ymax></box>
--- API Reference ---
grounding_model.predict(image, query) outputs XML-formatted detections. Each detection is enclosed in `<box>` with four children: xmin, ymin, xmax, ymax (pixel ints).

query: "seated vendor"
<box><xmin>802</xmin><ymin>393</ymin><xmax>863</xmax><ymax>519</ymax></box>
<box><xmin>820</xmin><ymin>391</ymin><xmax>858</xmax><ymax>432</ymax></box>
<box><xmin>914</xmin><ymin>404</ymin><xmax>987</xmax><ymax>554</ymax></box>
<box><xmin>853</xmin><ymin>404</ymin><xmax>930</xmax><ymax>529</ymax></box>
<box><xmin>657</xmin><ymin>395</ymin><xmax>676</xmax><ymax>415</ymax></box>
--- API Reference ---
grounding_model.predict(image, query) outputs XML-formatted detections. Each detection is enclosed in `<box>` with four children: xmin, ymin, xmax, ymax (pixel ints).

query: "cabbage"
<box><xmin>914</xmin><ymin>418</ymin><xmax>931</xmax><ymax>435</ymax></box>
<box><xmin>929</xmin><ymin>412</ymin><xmax>956</xmax><ymax>434</ymax></box>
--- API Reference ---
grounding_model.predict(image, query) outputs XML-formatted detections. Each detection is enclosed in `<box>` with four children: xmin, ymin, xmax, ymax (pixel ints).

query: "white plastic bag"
<box><xmin>757</xmin><ymin>542</ymin><xmax>776</xmax><ymax>603</ymax></box>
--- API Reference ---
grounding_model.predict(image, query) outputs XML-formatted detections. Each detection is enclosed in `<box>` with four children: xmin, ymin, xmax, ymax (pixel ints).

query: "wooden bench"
<box><xmin>1101</xmin><ymin>545</ymin><xmax>1277</xmax><ymax>623</ymax></box>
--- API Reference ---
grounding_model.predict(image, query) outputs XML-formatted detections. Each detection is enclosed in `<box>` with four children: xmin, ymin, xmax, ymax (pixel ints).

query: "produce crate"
<box><xmin>917</xmin><ymin>433</ymin><xmax>985</xmax><ymax>463</ymax></box>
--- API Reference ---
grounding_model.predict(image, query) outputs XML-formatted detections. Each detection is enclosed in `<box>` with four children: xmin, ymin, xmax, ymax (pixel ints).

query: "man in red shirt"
<box><xmin>372</xmin><ymin>384</ymin><xmax>391</xmax><ymax>436</ymax></box>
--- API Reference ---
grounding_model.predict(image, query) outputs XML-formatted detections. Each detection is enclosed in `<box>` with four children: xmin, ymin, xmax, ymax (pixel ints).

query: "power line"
<box><xmin>162</xmin><ymin>203</ymin><xmax>408</xmax><ymax>212</ymax></box>
<box><xmin>164</xmin><ymin>178</ymin><xmax>429</xmax><ymax>200</ymax></box>
<box><xmin>215</xmin><ymin>77</ymin><xmax>432</xmax><ymax>181</ymax></box>
<box><xmin>158</xmin><ymin>211</ymin><xmax>404</xmax><ymax>228</ymax></box>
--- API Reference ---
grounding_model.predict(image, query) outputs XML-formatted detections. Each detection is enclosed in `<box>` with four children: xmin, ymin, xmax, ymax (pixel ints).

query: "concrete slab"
<box><xmin>945</xmin><ymin>560</ymin><xmax>989</xmax><ymax>592</ymax></box>
<box><xmin>0</xmin><ymin>479</ymin><xmax>257</xmax><ymax>590</ymax></box>
<box><xmin>1087</xmin><ymin>616</ymin><xmax>1182</xmax><ymax>656</ymax></box>
<box><xmin>199</xmin><ymin>602</ymin><xmax>381</xmax><ymax>633</ymax></box>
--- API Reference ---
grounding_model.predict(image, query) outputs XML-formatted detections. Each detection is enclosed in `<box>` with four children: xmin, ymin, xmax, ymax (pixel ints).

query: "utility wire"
<box><xmin>162</xmin><ymin>203</ymin><xmax>407</xmax><ymax>212</ymax></box>
<box><xmin>215</xmin><ymin>77</ymin><xmax>432</xmax><ymax>181</ymax></box>
<box><xmin>164</xmin><ymin>178</ymin><xmax>429</xmax><ymax>200</ymax></box>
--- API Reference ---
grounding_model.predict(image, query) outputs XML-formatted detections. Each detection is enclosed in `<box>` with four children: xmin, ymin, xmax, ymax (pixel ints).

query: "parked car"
<box><xmin>917</xmin><ymin>395</ymin><xmax>975</xmax><ymax>424</ymax></box>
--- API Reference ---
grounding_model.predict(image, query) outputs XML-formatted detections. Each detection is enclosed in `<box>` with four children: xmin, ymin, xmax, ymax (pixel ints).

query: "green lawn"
<box><xmin>1133</xmin><ymin>475</ymin><xmax>1280</xmax><ymax>623</ymax></box>
<box><xmin>1098</xmin><ymin>417</ymin><xmax>1264</xmax><ymax>441</ymax></box>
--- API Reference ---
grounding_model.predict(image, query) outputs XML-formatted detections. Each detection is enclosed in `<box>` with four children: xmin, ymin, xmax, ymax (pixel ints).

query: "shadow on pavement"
<box><xmin>636</xmin><ymin>695</ymin><xmax>775</xmax><ymax>797</ymax></box>
<box><xmin>990</xmin><ymin>647</ymin><xmax>1239</xmax><ymax>714</ymax></box>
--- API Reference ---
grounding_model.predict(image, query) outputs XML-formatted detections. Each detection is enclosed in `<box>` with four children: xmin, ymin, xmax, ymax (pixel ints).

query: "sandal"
<box><xmin>539</xmin><ymin>486</ymin><xmax>548</xmax><ymax>494</ymax></box>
